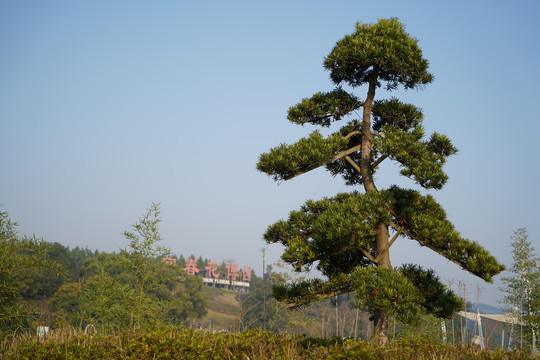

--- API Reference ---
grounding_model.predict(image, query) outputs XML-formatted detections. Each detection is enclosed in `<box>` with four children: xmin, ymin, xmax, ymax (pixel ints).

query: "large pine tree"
<box><xmin>257</xmin><ymin>18</ymin><xmax>504</xmax><ymax>345</ymax></box>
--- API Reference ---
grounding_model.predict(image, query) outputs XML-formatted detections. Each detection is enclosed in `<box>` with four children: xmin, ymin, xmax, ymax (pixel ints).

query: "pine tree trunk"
<box><xmin>361</xmin><ymin>68</ymin><xmax>392</xmax><ymax>346</ymax></box>
<box><xmin>360</xmin><ymin>69</ymin><xmax>378</xmax><ymax>194</ymax></box>
<box><xmin>373</xmin><ymin>309</ymin><xmax>389</xmax><ymax>346</ymax></box>
<box><xmin>374</xmin><ymin>224</ymin><xmax>391</xmax><ymax>346</ymax></box>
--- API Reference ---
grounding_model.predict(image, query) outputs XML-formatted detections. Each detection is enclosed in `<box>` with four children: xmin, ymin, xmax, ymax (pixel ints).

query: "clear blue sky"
<box><xmin>1</xmin><ymin>1</ymin><xmax>539</xmax><ymax>306</ymax></box>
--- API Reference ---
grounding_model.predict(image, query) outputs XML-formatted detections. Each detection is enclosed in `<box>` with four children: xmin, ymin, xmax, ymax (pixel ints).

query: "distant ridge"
<box><xmin>470</xmin><ymin>302</ymin><xmax>502</xmax><ymax>315</ymax></box>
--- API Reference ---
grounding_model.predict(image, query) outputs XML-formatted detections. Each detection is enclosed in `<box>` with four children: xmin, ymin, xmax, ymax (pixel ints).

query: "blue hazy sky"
<box><xmin>1</xmin><ymin>1</ymin><xmax>539</xmax><ymax>306</ymax></box>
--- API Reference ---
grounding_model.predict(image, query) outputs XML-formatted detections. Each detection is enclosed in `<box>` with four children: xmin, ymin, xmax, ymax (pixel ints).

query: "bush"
<box><xmin>1</xmin><ymin>326</ymin><xmax>535</xmax><ymax>360</ymax></box>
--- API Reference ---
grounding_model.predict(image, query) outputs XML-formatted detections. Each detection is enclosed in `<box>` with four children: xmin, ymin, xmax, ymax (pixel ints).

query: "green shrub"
<box><xmin>1</xmin><ymin>326</ymin><xmax>535</xmax><ymax>360</ymax></box>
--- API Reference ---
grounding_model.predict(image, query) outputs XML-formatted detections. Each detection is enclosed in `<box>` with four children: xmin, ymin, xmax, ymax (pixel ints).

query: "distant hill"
<box><xmin>470</xmin><ymin>303</ymin><xmax>502</xmax><ymax>315</ymax></box>
<box><xmin>195</xmin><ymin>286</ymin><xmax>242</xmax><ymax>331</ymax></box>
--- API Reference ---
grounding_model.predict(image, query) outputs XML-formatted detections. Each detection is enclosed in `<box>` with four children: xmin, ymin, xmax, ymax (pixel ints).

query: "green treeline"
<box><xmin>0</xmin><ymin>205</ymin><xmax>208</xmax><ymax>335</ymax></box>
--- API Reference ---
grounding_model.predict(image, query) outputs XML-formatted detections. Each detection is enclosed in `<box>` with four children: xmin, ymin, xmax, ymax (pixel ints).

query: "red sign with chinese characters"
<box><xmin>205</xmin><ymin>261</ymin><xmax>220</xmax><ymax>279</ymax></box>
<box><xmin>242</xmin><ymin>266</ymin><xmax>252</xmax><ymax>282</ymax></box>
<box><xmin>183</xmin><ymin>258</ymin><xmax>200</xmax><ymax>275</ymax></box>
<box><xmin>176</xmin><ymin>258</ymin><xmax>252</xmax><ymax>283</ymax></box>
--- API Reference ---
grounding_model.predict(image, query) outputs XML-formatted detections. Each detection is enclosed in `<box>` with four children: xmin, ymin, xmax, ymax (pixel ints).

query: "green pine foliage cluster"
<box><xmin>287</xmin><ymin>88</ymin><xmax>363</xmax><ymax>126</ymax></box>
<box><xmin>388</xmin><ymin>187</ymin><xmax>504</xmax><ymax>281</ymax></box>
<box><xmin>323</xmin><ymin>19</ymin><xmax>433</xmax><ymax>90</ymax></box>
<box><xmin>263</xmin><ymin>186</ymin><xmax>503</xmax><ymax>311</ymax></box>
<box><xmin>257</xmin><ymin>131</ymin><xmax>348</xmax><ymax>181</ymax></box>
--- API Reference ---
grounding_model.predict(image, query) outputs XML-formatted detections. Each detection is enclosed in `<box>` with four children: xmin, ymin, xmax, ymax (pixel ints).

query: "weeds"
<box><xmin>0</xmin><ymin>326</ymin><xmax>535</xmax><ymax>360</ymax></box>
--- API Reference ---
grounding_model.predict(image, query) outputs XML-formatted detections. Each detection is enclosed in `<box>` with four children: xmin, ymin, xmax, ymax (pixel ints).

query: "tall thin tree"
<box><xmin>499</xmin><ymin>228</ymin><xmax>539</xmax><ymax>355</ymax></box>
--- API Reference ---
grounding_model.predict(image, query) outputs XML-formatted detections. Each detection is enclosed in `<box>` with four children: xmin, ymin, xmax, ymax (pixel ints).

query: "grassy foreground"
<box><xmin>0</xmin><ymin>327</ymin><xmax>534</xmax><ymax>360</ymax></box>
